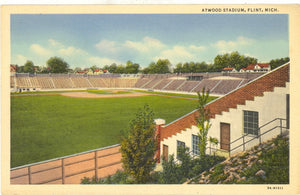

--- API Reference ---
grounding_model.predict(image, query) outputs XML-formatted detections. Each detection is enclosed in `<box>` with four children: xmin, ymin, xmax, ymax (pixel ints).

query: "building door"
<box><xmin>162</xmin><ymin>144</ymin><xmax>168</xmax><ymax>162</ymax></box>
<box><xmin>220</xmin><ymin>123</ymin><xmax>230</xmax><ymax>151</ymax></box>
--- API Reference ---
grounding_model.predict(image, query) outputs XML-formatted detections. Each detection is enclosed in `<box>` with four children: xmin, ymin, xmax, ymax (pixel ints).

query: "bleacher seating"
<box><xmin>11</xmin><ymin>73</ymin><xmax>258</xmax><ymax>95</ymax></box>
<box><xmin>88</xmin><ymin>77</ymin><xmax>108</xmax><ymax>88</ymax></box>
<box><xmin>10</xmin><ymin>76</ymin><xmax>15</xmax><ymax>88</ymax></box>
<box><xmin>36</xmin><ymin>77</ymin><xmax>55</xmax><ymax>88</ymax></box>
<box><xmin>237</xmin><ymin>79</ymin><xmax>251</xmax><ymax>88</ymax></box>
<box><xmin>52</xmin><ymin>77</ymin><xmax>74</xmax><ymax>88</ymax></box>
<box><xmin>30</xmin><ymin>77</ymin><xmax>41</xmax><ymax>88</ymax></box>
<box><xmin>191</xmin><ymin>79</ymin><xmax>220</xmax><ymax>92</ymax></box>
<box><xmin>114</xmin><ymin>78</ymin><xmax>138</xmax><ymax>88</ymax></box>
<box><xmin>177</xmin><ymin>81</ymin><xmax>199</xmax><ymax>92</ymax></box>
<box><xmin>153</xmin><ymin>79</ymin><xmax>173</xmax><ymax>90</ymax></box>
<box><xmin>16</xmin><ymin>77</ymin><xmax>32</xmax><ymax>88</ymax></box>
<box><xmin>142</xmin><ymin>79</ymin><xmax>162</xmax><ymax>89</ymax></box>
<box><xmin>134</xmin><ymin>78</ymin><xmax>152</xmax><ymax>88</ymax></box>
<box><xmin>70</xmin><ymin>77</ymin><xmax>92</xmax><ymax>88</ymax></box>
<box><xmin>163</xmin><ymin>80</ymin><xmax>186</xmax><ymax>91</ymax></box>
<box><xmin>210</xmin><ymin>80</ymin><xmax>242</xmax><ymax>94</ymax></box>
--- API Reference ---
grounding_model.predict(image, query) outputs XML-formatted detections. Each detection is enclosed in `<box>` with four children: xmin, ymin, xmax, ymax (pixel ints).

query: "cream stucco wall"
<box><xmin>161</xmin><ymin>82</ymin><xmax>289</xmax><ymax>160</ymax></box>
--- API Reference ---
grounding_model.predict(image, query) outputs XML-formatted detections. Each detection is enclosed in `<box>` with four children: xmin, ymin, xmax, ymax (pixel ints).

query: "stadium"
<box><xmin>7</xmin><ymin>11</ymin><xmax>291</xmax><ymax>186</ymax></box>
<box><xmin>10</xmin><ymin>63</ymin><xmax>290</xmax><ymax>184</ymax></box>
<box><xmin>11</xmin><ymin>71</ymin><xmax>263</xmax><ymax>94</ymax></box>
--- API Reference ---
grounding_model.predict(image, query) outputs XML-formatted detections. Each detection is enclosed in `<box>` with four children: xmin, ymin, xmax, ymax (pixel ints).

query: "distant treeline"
<box><xmin>14</xmin><ymin>51</ymin><xmax>289</xmax><ymax>74</ymax></box>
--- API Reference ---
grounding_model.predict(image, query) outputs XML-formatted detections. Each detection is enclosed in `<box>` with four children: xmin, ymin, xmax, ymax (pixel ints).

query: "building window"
<box><xmin>192</xmin><ymin>134</ymin><xmax>200</xmax><ymax>155</ymax></box>
<box><xmin>243</xmin><ymin>110</ymin><xmax>259</xmax><ymax>135</ymax></box>
<box><xmin>177</xmin><ymin>140</ymin><xmax>185</xmax><ymax>159</ymax></box>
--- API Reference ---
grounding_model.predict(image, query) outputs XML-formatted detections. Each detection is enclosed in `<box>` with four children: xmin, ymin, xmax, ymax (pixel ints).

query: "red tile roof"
<box><xmin>10</xmin><ymin>64</ymin><xmax>17</xmax><ymax>72</ymax></box>
<box><xmin>161</xmin><ymin>63</ymin><xmax>289</xmax><ymax>141</ymax></box>
<box><xmin>257</xmin><ymin>63</ymin><xmax>270</xmax><ymax>68</ymax></box>
<box><xmin>245</xmin><ymin>64</ymin><xmax>256</xmax><ymax>70</ymax></box>
<box><xmin>246</xmin><ymin>63</ymin><xmax>270</xmax><ymax>70</ymax></box>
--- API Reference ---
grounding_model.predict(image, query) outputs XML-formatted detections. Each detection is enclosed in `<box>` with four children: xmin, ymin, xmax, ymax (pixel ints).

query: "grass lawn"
<box><xmin>11</xmin><ymin>94</ymin><xmax>200</xmax><ymax>167</ymax></box>
<box><xmin>133</xmin><ymin>89</ymin><xmax>218</xmax><ymax>100</ymax></box>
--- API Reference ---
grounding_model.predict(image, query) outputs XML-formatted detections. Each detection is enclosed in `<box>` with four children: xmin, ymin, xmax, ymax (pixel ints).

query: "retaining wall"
<box><xmin>10</xmin><ymin>144</ymin><xmax>122</xmax><ymax>184</ymax></box>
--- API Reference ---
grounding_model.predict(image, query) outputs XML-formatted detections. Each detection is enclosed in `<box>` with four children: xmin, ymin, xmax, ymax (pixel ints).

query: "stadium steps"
<box><xmin>153</xmin><ymin>79</ymin><xmax>171</xmax><ymax>90</ymax></box>
<box><xmin>143</xmin><ymin>79</ymin><xmax>162</xmax><ymax>89</ymax></box>
<box><xmin>209</xmin><ymin>80</ymin><xmax>223</xmax><ymax>92</ymax></box>
<box><xmin>163</xmin><ymin>80</ymin><xmax>185</xmax><ymax>91</ymax></box>
<box><xmin>140</xmin><ymin>79</ymin><xmax>153</xmax><ymax>88</ymax></box>
<box><xmin>151</xmin><ymin>79</ymin><xmax>163</xmax><ymax>89</ymax></box>
<box><xmin>14</xmin><ymin>76</ymin><xmax>17</xmax><ymax>88</ymax></box>
<box><xmin>28</xmin><ymin>77</ymin><xmax>33</xmax><ymax>87</ymax></box>
<box><xmin>86</xmin><ymin>78</ymin><xmax>94</xmax><ymax>88</ymax></box>
<box><xmin>236</xmin><ymin>79</ymin><xmax>245</xmax><ymax>89</ymax></box>
<box><xmin>50</xmin><ymin>78</ymin><xmax>56</xmax><ymax>88</ymax></box>
<box><xmin>162</xmin><ymin>80</ymin><xmax>174</xmax><ymax>90</ymax></box>
<box><xmin>177</xmin><ymin>81</ymin><xmax>199</xmax><ymax>92</ymax></box>
<box><xmin>192</xmin><ymin>79</ymin><xmax>220</xmax><ymax>93</ymax></box>
<box><xmin>175</xmin><ymin>80</ymin><xmax>187</xmax><ymax>91</ymax></box>
<box><xmin>189</xmin><ymin>80</ymin><xmax>203</xmax><ymax>92</ymax></box>
<box><xmin>69</xmin><ymin>77</ymin><xmax>76</xmax><ymax>88</ymax></box>
<box><xmin>212</xmin><ymin>80</ymin><xmax>242</xmax><ymax>95</ymax></box>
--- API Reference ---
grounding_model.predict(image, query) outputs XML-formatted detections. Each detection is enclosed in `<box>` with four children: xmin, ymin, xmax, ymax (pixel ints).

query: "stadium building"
<box><xmin>10</xmin><ymin>71</ymin><xmax>264</xmax><ymax>96</ymax></box>
<box><xmin>156</xmin><ymin>63</ymin><xmax>289</xmax><ymax>162</ymax></box>
<box><xmin>10</xmin><ymin>63</ymin><xmax>289</xmax><ymax>184</ymax></box>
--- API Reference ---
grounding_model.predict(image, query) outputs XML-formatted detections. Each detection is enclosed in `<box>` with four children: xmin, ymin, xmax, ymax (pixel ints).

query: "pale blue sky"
<box><xmin>11</xmin><ymin>14</ymin><xmax>289</xmax><ymax>68</ymax></box>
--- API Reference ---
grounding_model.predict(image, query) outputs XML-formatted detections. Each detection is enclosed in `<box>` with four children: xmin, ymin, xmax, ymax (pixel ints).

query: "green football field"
<box><xmin>11</xmin><ymin>93</ymin><xmax>204</xmax><ymax>167</ymax></box>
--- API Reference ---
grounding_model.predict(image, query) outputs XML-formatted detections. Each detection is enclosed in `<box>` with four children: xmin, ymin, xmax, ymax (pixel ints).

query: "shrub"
<box><xmin>158</xmin><ymin>155</ymin><xmax>182</xmax><ymax>184</ymax></box>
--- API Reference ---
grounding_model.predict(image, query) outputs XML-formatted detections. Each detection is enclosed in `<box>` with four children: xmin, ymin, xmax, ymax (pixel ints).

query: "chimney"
<box><xmin>154</xmin><ymin>118</ymin><xmax>165</xmax><ymax>163</ymax></box>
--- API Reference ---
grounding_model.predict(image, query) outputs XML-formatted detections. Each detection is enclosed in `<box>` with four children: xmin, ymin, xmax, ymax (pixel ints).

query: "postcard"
<box><xmin>1</xmin><ymin>4</ymin><xmax>300</xmax><ymax>195</ymax></box>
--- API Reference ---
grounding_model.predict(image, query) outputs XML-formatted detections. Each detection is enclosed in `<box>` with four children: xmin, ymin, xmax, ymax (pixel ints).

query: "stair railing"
<box><xmin>229</xmin><ymin>118</ymin><xmax>288</xmax><ymax>156</ymax></box>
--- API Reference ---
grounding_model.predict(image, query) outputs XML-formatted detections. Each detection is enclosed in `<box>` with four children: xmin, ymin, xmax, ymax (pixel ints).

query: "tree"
<box><xmin>146</xmin><ymin>59</ymin><xmax>171</xmax><ymax>74</ymax></box>
<box><xmin>213</xmin><ymin>53</ymin><xmax>230</xmax><ymax>71</ymax></box>
<box><xmin>115</xmin><ymin>65</ymin><xmax>125</xmax><ymax>74</ymax></box>
<box><xmin>120</xmin><ymin>104</ymin><xmax>157</xmax><ymax>184</ymax></box>
<box><xmin>182</xmin><ymin>62</ymin><xmax>190</xmax><ymax>73</ymax></box>
<box><xmin>141</xmin><ymin>67</ymin><xmax>150</xmax><ymax>74</ymax></box>
<box><xmin>90</xmin><ymin>65</ymin><xmax>98</xmax><ymax>74</ymax></box>
<box><xmin>125</xmin><ymin>61</ymin><xmax>140</xmax><ymax>74</ymax></box>
<box><xmin>108</xmin><ymin>63</ymin><xmax>117</xmax><ymax>73</ymax></box>
<box><xmin>16</xmin><ymin>65</ymin><xmax>24</xmax><ymax>73</ymax></box>
<box><xmin>23</xmin><ymin>60</ymin><xmax>35</xmax><ymax>73</ymax></box>
<box><xmin>46</xmin><ymin>56</ymin><xmax>69</xmax><ymax>73</ymax></box>
<box><xmin>173</xmin><ymin>63</ymin><xmax>183</xmax><ymax>74</ymax></box>
<box><xmin>195</xmin><ymin>62</ymin><xmax>209</xmax><ymax>72</ymax></box>
<box><xmin>103</xmin><ymin>65</ymin><xmax>109</xmax><ymax>71</ymax></box>
<box><xmin>269</xmin><ymin>57</ymin><xmax>290</xmax><ymax>70</ymax></box>
<box><xmin>213</xmin><ymin>51</ymin><xmax>257</xmax><ymax>71</ymax></box>
<box><xmin>156</xmin><ymin>59</ymin><xmax>171</xmax><ymax>73</ymax></box>
<box><xmin>196</xmin><ymin>88</ymin><xmax>212</xmax><ymax>158</ymax></box>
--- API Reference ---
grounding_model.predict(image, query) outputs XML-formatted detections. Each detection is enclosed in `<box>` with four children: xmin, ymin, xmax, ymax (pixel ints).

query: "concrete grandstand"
<box><xmin>11</xmin><ymin>72</ymin><xmax>264</xmax><ymax>96</ymax></box>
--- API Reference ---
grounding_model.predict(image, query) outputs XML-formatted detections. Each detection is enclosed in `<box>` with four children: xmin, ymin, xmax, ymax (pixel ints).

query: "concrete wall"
<box><xmin>161</xmin><ymin>82</ymin><xmax>289</xmax><ymax>160</ymax></box>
